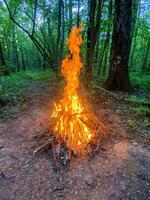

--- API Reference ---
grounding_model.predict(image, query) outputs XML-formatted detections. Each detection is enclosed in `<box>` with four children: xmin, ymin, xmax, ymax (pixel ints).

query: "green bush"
<box><xmin>130</xmin><ymin>72</ymin><xmax>150</xmax><ymax>90</ymax></box>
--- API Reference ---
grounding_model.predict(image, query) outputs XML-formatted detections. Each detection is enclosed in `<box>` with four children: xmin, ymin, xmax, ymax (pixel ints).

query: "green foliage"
<box><xmin>131</xmin><ymin>105</ymin><xmax>149</xmax><ymax>115</ymax></box>
<box><xmin>127</xmin><ymin>119</ymin><xmax>139</xmax><ymax>132</ymax></box>
<box><xmin>8</xmin><ymin>0</ymin><xmax>22</xmax><ymax>8</ymax></box>
<box><xmin>127</xmin><ymin>117</ymin><xmax>150</xmax><ymax>132</ymax></box>
<box><xmin>125</xmin><ymin>95</ymin><xmax>149</xmax><ymax>104</ymax></box>
<box><xmin>0</xmin><ymin>0</ymin><xmax>149</xmax><ymax>92</ymax></box>
<box><xmin>0</xmin><ymin>65</ymin><xmax>7</xmax><ymax>75</ymax></box>
<box><xmin>0</xmin><ymin>69</ymin><xmax>54</xmax><ymax>105</ymax></box>
<box><xmin>20</xmin><ymin>70</ymin><xmax>55</xmax><ymax>81</ymax></box>
<box><xmin>130</xmin><ymin>73</ymin><xmax>150</xmax><ymax>90</ymax></box>
<box><xmin>143</xmin><ymin>117</ymin><xmax>150</xmax><ymax>127</ymax></box>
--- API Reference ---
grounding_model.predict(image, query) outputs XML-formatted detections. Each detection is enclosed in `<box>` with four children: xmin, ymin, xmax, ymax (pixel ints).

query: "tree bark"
<box><xmin>77</xmin><ymin>0</ymin><xmax>80</xmax><ymax>27</ymax></box>
<box><xmin>68</xmin><ymin>0</ymin><xmax>72</xmax><ymax>29</ymax></box>
<box><xmin>141</xmin><ymin>39</ymin><xmax>150</xmax><ymax>73</ymax></box>
<box><xmin>86</xmin><ymin>0</ymin><xmax>103</xmax><ymax>77</ymax></box>
<box><xmin>20</xmin><ymin>48</ymin><xmax>26</xmax><ymax>71</ymax></box>
<box><xmin>129</xmin><ymin>0</ymin><xmax>141</xmax><ymax>69</ymax></box>
<box><xmin>98</xmin><ymin>0</ymin><xmax>113</xmax><ymax>75</ymax></box>
<box><xmin>0</xmin><ymin>42</ymin><xmax>6</xmax><ymax>68</ymax></box>
<box><xmin>104</xmin><ymin>0</ymin><xmax>132</xmax><ymax>91</ymax></box>
<box><xmin>12</xmin><ymin>23</ymin><xmax>20</xmax><ymax>72</ymax></box>
<box><xmin>56</xmin><ymin>0</ymin><xmax>64</xmax><ymax>68</ymax></box>
<box><xmin>86</xmin><ymin>0</ymin><xmax>96</xmax><ymax>75</ymax></box>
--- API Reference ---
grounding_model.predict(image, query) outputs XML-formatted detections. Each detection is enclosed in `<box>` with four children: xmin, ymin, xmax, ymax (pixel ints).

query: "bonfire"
<box><xmin>33</xmin><ymin>26</ymin><xmax>106</xmax><ymax>158</ymax></box>
<box><xmin>51</xmin><ymin>25</ymin><xmax>106</xmax><ymax>155</ymax></box>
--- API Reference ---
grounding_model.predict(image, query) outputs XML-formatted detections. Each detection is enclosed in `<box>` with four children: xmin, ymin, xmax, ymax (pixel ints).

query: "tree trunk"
<box><xmin>0</xmin><ymin>43</ymin><xmax>6</xmax><ymax>66</ymax></box>
<box><xmin>12</xmin><ymin>23</ymin><xmax>20</xmax><ymax>71</ymax></box>
<box><xmin>86</xmin><ymin>0</ymin><xmax>103</xmax><ymax>77</ymax></box>
<box><xmin>98</xmin><ymin>0</ymin><xmax>113</xmax><ymax>75</ymax></box>
<box><xmin>20</xmin><ymin>48</ymin><xmax>26</xmax><ymax>71</ymax></box>
<box><xmin>129</xmin><ymin>0</ymin><xmax>141</xmax><ymax>69</ymax></box>
<box><xmin>86</xmin><ymin>0</ymin><xmax>97</xmax><ymax>75</ymax></box>
<box><xmin>141</xmin><ymin>39</ymin><xmax>150</xmax><ymax>73</ymax></box>
<box><xmin>68</xmin><ymin>0</ymin><xmax>72</xmax><ymax>29</ymax></box>
<box><xmin>104</xmin><ymin>0</ymin><xmax>132</xmax><ymax>91</ymax></box>
<box><xmin>56</xmin><ymin>0</ymin><xmax>64</xmax><ymax>68</ymax></box>
<box><xmin>77</xmin><ymin>0</ymin><xmax>80</xmax><ymax>26</ymax></box>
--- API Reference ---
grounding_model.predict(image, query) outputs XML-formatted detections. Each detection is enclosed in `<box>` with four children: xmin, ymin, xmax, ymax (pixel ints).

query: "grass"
<box><xmin>20</xmin><ymin>70</ymin><xmax>55</xmax><ymax>81</ymax></box>
<box><xmin>0</xmin><ymin>69</ymin><xmax>54</xmax><ymax>104</ymax></box>
<box><xmin>130</xmin><ymin>72</ymin><xmax>150</xmax><ymax>90</ymax></box>
<box><xmin>131</xmin><ymin>105</ymin><xmax>149</xmax><ymax>115</ymax></box>
<box><xmin>124</xmin><ymin>95</ymin><xmax>149</xmax><ymax>105</ymax></box>
<box><xmin>0</xmin><ymin>69</ymin><xmax>55</xmax><ymax>122</ymax></box>
<box><xmin>92</xmin><ymin>71</ymin><xmax>150</xmax><ymax>91</ymax></box>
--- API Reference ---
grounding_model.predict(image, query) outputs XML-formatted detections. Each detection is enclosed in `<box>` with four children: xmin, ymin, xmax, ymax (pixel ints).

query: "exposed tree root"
<box><xmin>93</xmin><ymin>85</ymin><xmax>150</xmax><ymax>107</ymax></box>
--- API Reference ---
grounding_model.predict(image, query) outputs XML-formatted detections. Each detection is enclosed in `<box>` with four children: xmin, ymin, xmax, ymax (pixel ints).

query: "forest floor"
<box><xmin>0</xmin><ymin>71</ymin><xmax>150</xmax><ymax>200</ymax></box>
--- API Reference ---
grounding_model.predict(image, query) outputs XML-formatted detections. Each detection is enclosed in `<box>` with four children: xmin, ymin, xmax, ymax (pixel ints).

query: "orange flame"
<box><xmin>52</xmin><ymin>25</ymin><xmax>104</xmax><ymax>154</ymax></box>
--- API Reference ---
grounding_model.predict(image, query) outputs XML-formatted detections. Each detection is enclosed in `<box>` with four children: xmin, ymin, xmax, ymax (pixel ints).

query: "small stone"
<box><xmin>0</xmin><ymin>171</ymin><xmax>6</xmax><ymax>180</ymax></box>
<box><xmin>85</xmin><ymin>175</ymin><xmax>96</xmax><ymax>188</ymax></box>
<box><xmin>58</xmin><ymin>193</ymin><xmax>64</xmax><ymax>197</ymax></box>
<box><xmin>133</xmin><ymin>142</ymin><xmax>138</xmax><ymax>146</ymax></box>
<box><xmin>53</xmin><ymin>184</ymin><xmax>64</xmax><ymax>192</ymax></box>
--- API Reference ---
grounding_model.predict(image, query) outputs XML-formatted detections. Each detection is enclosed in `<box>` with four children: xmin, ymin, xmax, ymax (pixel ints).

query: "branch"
<box><xmin>77</xmin><ymin>0</ymin><xmax>80</xmax><ymax>27</ymax></box>
<box><xmin>3</xmin><ymin>0</ymin><xmax>30</xmax><ymax>36</ymax></box>
<box><xmin>32</xmin><ymin>0</ymin><xmax>38</xmax><ymax>36</ymax></box>
<box><xmin>24</xmin><ymin>8</ymin><xmax>53</xmax><ymax>58</ymax></box>
<box><xmin>3</xmin><ymin>0</ymin><xmax>55</xmax><ymax>67</ymax></box>
<box><xmin>94</xmin><ymin>0</ymin><xmax>104</xmax><ymax>37</ymax></box>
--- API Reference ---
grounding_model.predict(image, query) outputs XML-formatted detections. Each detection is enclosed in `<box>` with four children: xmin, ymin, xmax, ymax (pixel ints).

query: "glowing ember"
<box><xmin>52</xmin><ymin>25</ymin><xmax>105</xmax><ymax>154</ymax></box>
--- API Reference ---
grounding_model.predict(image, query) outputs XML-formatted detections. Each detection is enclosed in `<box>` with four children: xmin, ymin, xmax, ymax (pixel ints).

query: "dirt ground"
<box><xmin>0</xmin><ymin>80</ymin><xmax>150</xmax><ymax>200</ymax></box>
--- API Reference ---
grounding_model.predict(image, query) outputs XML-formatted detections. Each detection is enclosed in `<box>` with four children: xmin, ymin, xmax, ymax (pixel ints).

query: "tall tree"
<box><xmin>77</xmin><ymin>0</ymin><xmax>80</xmax><ymax>26</ymax></box>
<box><xmin>68</xmin><ymin>0</ymin><xmax>72</xmax><ymax>29</ymax></box>
<box><xmin>104</xmin><ymin>0</ymin><xmax>132</xmax><ymax>91</ymax></box>
<box><xmin>12</xmin><ymin>23</ymin><xmax>20</xmax><ymax>71</ymax></box>
<box><xmin>0</xmin><ymin>42</ymin><xmax>6</xmax><ymax>66</ymax></box>
<box><xmin>98</xmin><ymin>0</ymin><xmax>113</xmax><ymax>75</ymax></box>
<box><xmin>56</xmin><ymin>0</ymin><xmax>64</xmax><ymax>67</ymax></box>
<box><xmin>3</xmin><ymin>0</ymin><xmax>57</xmax><ymax>69</ymax></box>
<box><xmin>86</xmin><ymin>0</ymin><xmax>103</xmax><ymax>77</ymax></box>
<box><xmin>129</xmin><ymin>0</ymin><xmax>141</xmax><ymax>69</ymax></box>
<box><xmin>141</xmin><ymin>39</ymin><xmax>150</xmax><ymax>73</ymax></box>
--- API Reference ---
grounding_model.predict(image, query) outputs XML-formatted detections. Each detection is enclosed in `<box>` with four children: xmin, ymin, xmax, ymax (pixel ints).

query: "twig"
<box><xmin>92</xmin><ymin>85</ymin><xmax>118</xmax><ymax>99</ymax></box>
<box><xmin>33</xmin><ymin>138</ymin><xmax>54</xmax><ymax>155</ymax></box>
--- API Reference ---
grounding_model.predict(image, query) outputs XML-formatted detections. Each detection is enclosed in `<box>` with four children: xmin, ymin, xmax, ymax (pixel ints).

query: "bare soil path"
<box><xmin>0</xmin><ymin>79</ymin><xmax>149</xmax><ymax>200</ymax></box>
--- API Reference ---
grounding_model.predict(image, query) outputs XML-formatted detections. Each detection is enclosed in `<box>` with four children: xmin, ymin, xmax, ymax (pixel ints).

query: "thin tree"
<box><xmin>77</xmin><ymin>0</ymin><xmax>80</xmax><ymax>26</ymax></box>
<box><xmin>0</xmin><ymin>42</ymin><xmax>6</xmax><ymax>66</ymax></box>
<box><xmin>20</xmin><ymin>48</ymin><xmax>26</xmax><ymax>71</ymax></box>
<box><xmin>56</xmin><ymin>0</ymin><xmax>64</xmax><ymax>67</ymax></box>
<box><xmin>86</xmin><ymin>0</ymin><xmax>103</xmax><ymax>77</ymax></box>
<box><xmin>98</xmin><ymin>0</ymin><xmax>113</xmax><ymax>75</ymax></box>
<box><xmin>68</xmin><ymin>0</ymin><xmax>72</xmax><ymax>29</ymax></box>
<box><xmin>141</xmin><ymin>39</ymin><xmax>150</xmax><ymax>73</ymax></box>
<box><xmin>129</xmin><ymin>0</ymin><xmax>141</xmax><ymax>69</ymax></box>
<box><xmin>3</xmin><ymin>0</ymin><xmax>55</xmax><ymax>69</ymax></box>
